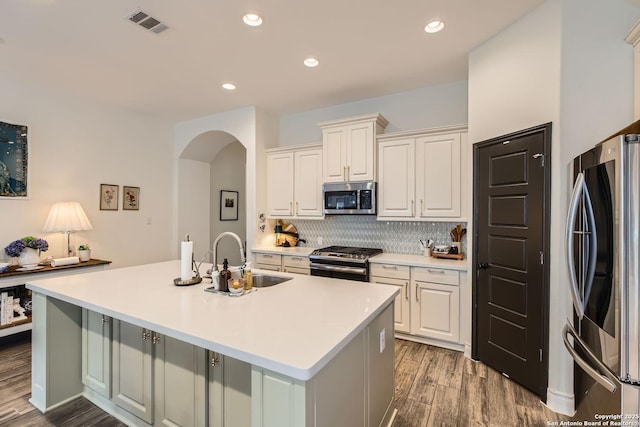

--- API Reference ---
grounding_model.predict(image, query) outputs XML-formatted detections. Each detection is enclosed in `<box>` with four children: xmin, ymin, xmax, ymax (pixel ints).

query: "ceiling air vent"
<box><xmin>126</xmin><ymin>9</ymin><xmax>169</xmax><ymax>34</ymax></box>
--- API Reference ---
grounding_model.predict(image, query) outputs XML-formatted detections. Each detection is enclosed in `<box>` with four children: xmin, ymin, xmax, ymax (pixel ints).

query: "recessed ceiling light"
<box><xmin>222</xmin><ymin>83</ymin><xmax>236</xmax><ymax>90</ymax></box>
<box><xmin>243</xmin><ymin>13</ymin><xmax>263</xmax><ymax>27</ymax></box>
<box><xmin>424</xmin><ymin>20</ymin><xmax>444</xmax><ymax>33</ymax></box>
<box><xmin>304</xmin><ymin>57</ymin><xmax>319</xmax><ymax>68</ymax></box>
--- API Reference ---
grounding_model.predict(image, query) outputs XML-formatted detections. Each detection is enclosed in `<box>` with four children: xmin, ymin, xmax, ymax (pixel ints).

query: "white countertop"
<box><xmin>251</xmin><ymin>246</ymin><xmax>316</xmax><ymax>255</ymax></box>
<box><xmin>26</xmin><ymin>260</ymin><xmax>397</xmax><ymax>381</ymax></box>
<box><xmin>369</xmin><ymin>253</ymin><xmax>468</xmax><ymax>271</ymax></box>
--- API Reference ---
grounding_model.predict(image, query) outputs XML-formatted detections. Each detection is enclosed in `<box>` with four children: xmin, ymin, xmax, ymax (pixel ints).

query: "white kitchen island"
<box><xmin>26</xmin><ymin>260</ymin><xmax>398</xmax><ymax>427</ymax></box>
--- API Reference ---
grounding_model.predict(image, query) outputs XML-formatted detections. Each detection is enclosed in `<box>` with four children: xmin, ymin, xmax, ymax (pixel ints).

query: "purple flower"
<box><xmin>4</xmin><ymin>240</ymin><xmax>26</xmax><ymax>257</ymax></box>
<box><xmin>3</xmin><ymin>236</ymin><xmax>49</xmax><ymax>258</ymax></box>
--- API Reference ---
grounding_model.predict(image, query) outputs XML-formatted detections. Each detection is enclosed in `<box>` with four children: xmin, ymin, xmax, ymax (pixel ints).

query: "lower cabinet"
<box><xmin>253</xmin><ymin>252</ymin><xmax>311</xmax><ymax>275</ymax></box>
<box><xmin>370</xmin><ymin>262</ymin><xmax>463</xmax><ymax>347</ymax></box>
<box><xmin>208</xmin><ymin>352</ymin><xmax>252</xmax><ymax>427</ymax></box>
<box><xmin>82</xmin><ymin>309</ymin><xmax>112</xmax><ymax>399</ymax></box>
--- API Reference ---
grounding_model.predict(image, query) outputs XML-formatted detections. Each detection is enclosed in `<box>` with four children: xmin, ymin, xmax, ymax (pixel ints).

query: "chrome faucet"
<box><xmin>212</xmin><ymin>232</ymin><xmax>246</xmax><ymax>272</ymax></box>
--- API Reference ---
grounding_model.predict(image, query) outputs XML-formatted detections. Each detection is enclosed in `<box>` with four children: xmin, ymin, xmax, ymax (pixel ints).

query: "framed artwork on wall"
<box><xmin>0</xmin><ymin>121</ymin><xmax>29</xmax><ymax>199</ymax></box>
<box><xmin>100</xmin><ymin>184</ymin><xmax>118</xmax><ymax>210</ymax></box>
<box><xmin>123</xmin><ymin>186</ymin><xmax>140</xmax><ymax>210</ymax></box>
<box><xmin>220</xmin><ymin>190</ymin><xmax>238</xmax><ymax>221</ymax></box>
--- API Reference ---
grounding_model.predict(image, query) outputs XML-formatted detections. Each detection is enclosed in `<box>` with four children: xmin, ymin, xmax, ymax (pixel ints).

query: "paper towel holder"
<box><xmin>174</xmin><ymin>252</ymin><xmax>203</xmax><ymax>286</ymax></box>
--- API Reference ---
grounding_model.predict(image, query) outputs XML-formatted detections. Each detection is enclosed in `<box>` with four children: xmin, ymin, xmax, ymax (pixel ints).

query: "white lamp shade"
<box><xmin>43</xmin><ymin>201</ymin><xmax>93</xmax><ymax>232</ymax></box>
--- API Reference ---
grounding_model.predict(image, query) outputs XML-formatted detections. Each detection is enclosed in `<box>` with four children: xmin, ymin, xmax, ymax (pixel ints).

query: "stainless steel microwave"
<box><xmin>323</xmin><ymin>181</ymin><xmax>377</xmax><ymax>215</ymax></box>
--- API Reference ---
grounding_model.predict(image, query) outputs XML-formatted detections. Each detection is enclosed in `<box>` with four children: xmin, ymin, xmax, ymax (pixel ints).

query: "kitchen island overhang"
<box><xmin>26</xmin><ymin>260</ymin><xmax>398</xmax><ymax>427</ymax></box>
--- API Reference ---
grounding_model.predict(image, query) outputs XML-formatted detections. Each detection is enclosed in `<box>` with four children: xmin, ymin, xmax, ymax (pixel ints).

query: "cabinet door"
<box><xmin>267</xmin><ymin>152</ymin><xmax>294</xmax><ymax>217</ymax></box>
<box><xmin>411</xmin><ymin>281</ymin><xmax>460</xmax><ymax>343</ymax></box>
<box><xmin>378</xmin><ymin>138</ymin><xmax>415</xmax><ymax>217</ymax></box>
<box><xmin>209</xmin><ymin>353</ymin><xmax>252</xmax><ymax>427</ymax></box>
<box><xmin>323</xmin><ymin>127</ymin><xmax>347</xmax><ymax>182</ymax></box>
<box><xmin>294</xmin><ymin>149</ymin><xmax>323</xmax><ymax>217</ymax></box>
<box><xmin>370</xmin><ymin>276</ymin><xmax>410</xmax><ymax>333</ymax></box>
<box><xmin>346</xmin><ymin>122</ymin><xmax>375</xmax><ymax>181</ymax></box>
<box><xmin>112</xmin><ymin>320</ymin><xmax>154</xmax><ymax>424</ymax></box>
<box><xmin>155</xmin><ymin>335</ymin><xmax>207</xmax><ymax>427</ymax></box>
<box><xmin>415</xmin><ymin>133</ymin><xmax>461</xmax><ymax>218</ymax></box>
<box><xmin>82</xmin><ymin>309</ymin><xmax>112</xmax><ymax>398</ymax></box>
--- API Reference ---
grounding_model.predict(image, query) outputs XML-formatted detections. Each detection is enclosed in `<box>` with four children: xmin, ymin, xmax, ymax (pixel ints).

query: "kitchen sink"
<box><xmin>251</xmin><ymin>274</ymin><xmax>293</xmax><ymax>288</ymax></box>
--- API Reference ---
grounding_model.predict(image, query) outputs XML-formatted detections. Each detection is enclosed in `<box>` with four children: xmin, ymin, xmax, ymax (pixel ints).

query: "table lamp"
<box><xmin>43</xmin><ymin>201</ymin><xmax>93</xmax><ymax>256</ymax></box>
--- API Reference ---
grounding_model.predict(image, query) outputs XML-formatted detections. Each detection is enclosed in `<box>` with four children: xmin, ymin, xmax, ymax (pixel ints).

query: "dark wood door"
<box><xmin>473</xmin><ymin>123</ymin><xmax>551</xmax><ymax>400</ymax></box>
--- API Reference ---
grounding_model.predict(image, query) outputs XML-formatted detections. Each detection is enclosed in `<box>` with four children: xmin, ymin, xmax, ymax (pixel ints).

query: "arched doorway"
<box><xmin>178</xmin><ymin>130</ymin><xmax>247</xmax><ymax>265</ymax></box>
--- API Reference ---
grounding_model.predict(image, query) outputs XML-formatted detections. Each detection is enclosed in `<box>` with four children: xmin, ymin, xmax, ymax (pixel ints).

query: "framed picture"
<box><xmin>0</xmin><ymin>121</ymin><xmax>29</xmax><ymax>199</ymax></box>
<box><xmin>100</xmin><ymin>184</ymin><xmax>118</xmax><ymax>210</ymax></box>
<box><xmin>220</xmin><ymin>190</ymin><xmax>238</xmax><ymax>221</ymax></box>
<box><xmin>123</xmin><ymin>186</ymin><xmax>140</xmax><ymax>210</ymax></box>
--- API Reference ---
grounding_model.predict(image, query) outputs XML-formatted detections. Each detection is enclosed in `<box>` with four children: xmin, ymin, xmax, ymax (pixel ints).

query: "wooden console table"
<box><xmin>0</xmin><ymin>259</ymin><xmax>111</xmax><ymax>338</ymax></box>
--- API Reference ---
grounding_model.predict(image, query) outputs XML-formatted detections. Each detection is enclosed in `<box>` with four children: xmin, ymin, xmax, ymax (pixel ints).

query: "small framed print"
<box><xmin>100</xmin><ymin>184</ymin><xmax>118</xmax><ymax>210</ymax></box>
<box><xmin>123</xmin><ymin>186</ymin><xmax>140</xmax><ymax>211</ymax></box>
<box><xmin>220</xmin><ymin>190</ymin><xmax>238</xmax><ymax>221</ymax></box>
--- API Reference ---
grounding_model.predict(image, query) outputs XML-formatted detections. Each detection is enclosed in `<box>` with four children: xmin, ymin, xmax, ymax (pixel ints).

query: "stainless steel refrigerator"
<box><xmin>564</xmin><ymin>128</ymin><xmax>640</xmax><ymax>419</ymax></box>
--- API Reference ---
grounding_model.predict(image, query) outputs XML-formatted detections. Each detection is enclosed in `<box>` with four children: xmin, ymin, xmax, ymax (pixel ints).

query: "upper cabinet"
<box><xmin>266</xmin><ymin>144</ymin><xmax>323</xmax><ymax>218</ymax></box>
<box><xmin>320</xmin><ymin>113</ymin><xmax>388</xmax><ymax>183</ymax></box>
<box><xmin>378</xmin><ymin>125</ymin><xmax>468</xmax><ymax>221</ymax></box>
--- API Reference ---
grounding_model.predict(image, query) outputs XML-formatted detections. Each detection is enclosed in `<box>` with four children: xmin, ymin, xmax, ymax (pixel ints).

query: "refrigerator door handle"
<box><xmin>582</xmin><ymin>183</ymin><xmax>598</xmax><ymax>306</ymax></box>
<box><xmin>563</xmin><ymin>322</ymin><xmax>618</xmax><ymax>393</ymax></box>
<box><xmin>566</xmin><ymin>172</ymin><xmax>587</xmax><ymax>319</ymax></box>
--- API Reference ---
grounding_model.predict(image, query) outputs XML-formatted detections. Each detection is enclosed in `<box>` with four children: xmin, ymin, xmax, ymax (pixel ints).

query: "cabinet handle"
<box><xmin>411</xmin><ymin>200</ymin><xmax>415</xmax><ymax>216</ymax></box>
<box><xmin>382</xmin><ymin>265</ymin><xmax>398</xmax><ymax>270</ymax></box>
<box><xmin>420</xmin><ymin>199</ymin><xmax>424</xmax><ymax>215</ymax></box>
<box><xmin>152</xmin><ymin>333</ymin><xmax>161</xmax><ymax>345</ymax></box>
<box><xmin>415</xmin><ymin>284</ymin><xmax>419</xmax><ymax>302</ymax></box>
<box><xmin>211</xmin><ymin>352</ymin><xmax>220</xmax><ymax>367</ymax></box>
<box><xmin>405</xmin><ymin>282</ymin><xmax>409</xmax><ymax>300</ymax></box>
<box><xmin>142</xmin><ymin>329</ymin><xmax>149</xmax><ymax>340</ymax></box>
<box><xmin>101</xmin><ymin>316</ymin><xmax>110</xmax><ymax>324</ymax></box>
<box><xmin>263</xmin><ymin>254</ymin><xmax>272</xmax><ymax>258</ymax></box>
<box><xmin>347</xmin><ymin>165</ymin><xmax>350</xmax><ymax>180</ymax></box>
<box><xmin>344</xmin><ymin>166</ymin><xmax>347</xmax><ymax>180</ymax></box>
<box><xmin>292</xmin><ymin>257</ymin><xmax>302</xmax><ymax>261</ymax></box>
<box><xmin>296</xmin><ymin>201</ymin><xmax>299</xmax><ymax>215</ymax></box>
<box><xmin>427</xmin><ymin>269</ymin><xmax>446</xmax><ymax>274</ymax></box>
<box><xmin>290</xmin><ymin>202</ymin><xmax>293</xmax><ymax>215</ymax></box>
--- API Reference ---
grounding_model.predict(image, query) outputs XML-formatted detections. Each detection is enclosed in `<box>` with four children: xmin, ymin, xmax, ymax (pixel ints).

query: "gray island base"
<box><xmin>26</xmin><ymin>261</ymin><xmax>398</xmax><ymax>427</ymax></box>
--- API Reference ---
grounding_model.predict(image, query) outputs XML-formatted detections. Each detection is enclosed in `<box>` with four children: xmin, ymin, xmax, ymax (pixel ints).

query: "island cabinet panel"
<box><xmin>82</xmin><ymin>309</ymin><xmax>112</xmax><ymax>399</ymax></box>
<box><xmin>112</xmin><ymin>320</ymin><xmax>154</xmax><ymax>424</ymax></box>
<box><xmin>154</xmin><ymin>335</ymin><xmax>207</xmax><ymax>427</ymax></box>
<box><xmin>30</xmin><ymin>293</ymin><xmax>83</xmax><ymax>413</ymax></box>
<box><xmin>250</xmin><ymin>304</ymin><xmax>395</xmax><ymax>427</ymax></box>
<box><xmin>209</xmin><ymin>353</ymin><xmax>252</xmax><ymax>427</ymax></box>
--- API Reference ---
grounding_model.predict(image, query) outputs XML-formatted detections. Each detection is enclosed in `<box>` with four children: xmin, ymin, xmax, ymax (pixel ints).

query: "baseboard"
<box><xmin>395</xmin><ymin>332</ymin><xmax>465</xmax><ymax>353</ymax></box>
<box><xmin>381</xmin><ymin>408</ymin><xmax>398</xmax><ymax>427</ymax></box>
<box><xmin>29</xmin><ymin>393</ymin><xmax>82</xmax><ymax>414</ymax></box>
<box><xmin>545</xmin><ymin>387</ymin><xmax>575</xmax><ymax>416</ymax></box>
<box><xmin>82</xmin><ymin>388</ymin><xmax>148</xmax><ymax>427</ymax></box>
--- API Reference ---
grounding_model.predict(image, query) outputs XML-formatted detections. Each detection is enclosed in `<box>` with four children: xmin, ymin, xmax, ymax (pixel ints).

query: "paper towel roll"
<box><xmin>181</xmin><ymin>241</ymin><xmax>193</xmax><ymax>281</ymax></box>
<box><xmin>51</xmin><ymin>257</ymin><xmax>80</xmax><ymax>267</ymax></box>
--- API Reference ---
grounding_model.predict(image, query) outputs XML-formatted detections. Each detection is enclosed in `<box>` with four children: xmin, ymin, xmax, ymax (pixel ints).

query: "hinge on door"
<box><xmin>540</xmin><ymin>251</ymin><xmax>544</xmax><ymax>265</ymax></box>
<box><xmin>532</xmin><ymin>153</ymin><xmax>544</xmax><ymax>167</ymax></box>
<box><xmin>539</xmin><ymin>349</ymin><xmax>543</xmax><ymax>362</ymax></box>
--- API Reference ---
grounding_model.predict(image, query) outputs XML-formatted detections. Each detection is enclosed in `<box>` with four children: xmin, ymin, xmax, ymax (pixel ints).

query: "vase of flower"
<box><xmin>18</xmin><ymin>247</ymin><xmax>40</xmax><ymax>267</ymax></box>
<box><xmin>4</xmin><ymin>236</ymin><xmax>48</xmax><ymax>268</ymax></box>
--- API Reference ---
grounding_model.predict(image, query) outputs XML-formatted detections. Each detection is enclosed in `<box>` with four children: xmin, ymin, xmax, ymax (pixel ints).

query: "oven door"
<box><xmin>310</xmin><ymin>261</ymin><xmax>369</xmax><ymax>282</ymax></box>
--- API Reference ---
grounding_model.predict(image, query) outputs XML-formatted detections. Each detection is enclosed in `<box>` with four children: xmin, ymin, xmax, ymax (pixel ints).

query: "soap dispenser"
<box><xmin>219</xmin><ymin>258</ymin><xmax>231</xmax><ymax>292</ymax></box>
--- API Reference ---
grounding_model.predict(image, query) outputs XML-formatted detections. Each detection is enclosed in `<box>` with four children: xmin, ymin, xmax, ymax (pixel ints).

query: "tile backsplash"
<box><xmin>287</xmin><ymin>216</ymin><xmax>467</xmax><ymax>255</ymax></box>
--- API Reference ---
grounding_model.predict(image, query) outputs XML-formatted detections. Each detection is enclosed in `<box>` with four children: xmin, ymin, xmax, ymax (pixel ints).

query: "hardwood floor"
<box><xmin>0</xmin><ymin>333</ymin><xmax>568</xmax><ymax>426</ymax></box>
<box><xmin>392</xmin><ymin>339</ymin><xmax>569</xmax><ymax>427</ymax></box>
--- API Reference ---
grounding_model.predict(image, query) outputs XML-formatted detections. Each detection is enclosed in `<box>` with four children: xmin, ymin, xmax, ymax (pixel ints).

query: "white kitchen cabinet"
<box><xmin>370</xmin><ymin>263</ymin><xmax>411</xmax><ymax>334</ymax></box>
<box><xmin>209</xmin><ymin>352</ymin><xmax>252</xmax><ymax>427</ymax></box>
<box><xmin>410</xmin><ymin>267</ymin><xmax>460</xmax><ymax>343</ymax></box>
<box><xmin>266</xmin><ymin>145</ymin><xmax>323</xmax><ymax>219</ymax></box>
<box><xmin>377</xmin><ymin>125</ymin><xmax>468</xmax><ymax>220</ymax></box>
<box><xmin>82</xmin><ymin>309</ymin><xmax>111</xmax><ymax>399</ymax></box>
<box><xmin>253</xmin><ymin>252</ymin><xmax>311</xmax><ymax>275</ymax></box>
<box><xmin>320</xmin><ymin>113</ymin><xmax>388</xmax><ymax>183</ymax></box>
<box><xmin>155</xmin><ymin>335</ymin><xmax>207</xmax><ymax>427</ymax></box>
<box><xmin>112</xmin><ymin>320</ymin><xmax>154</xmax><ymax>424</ymax></box>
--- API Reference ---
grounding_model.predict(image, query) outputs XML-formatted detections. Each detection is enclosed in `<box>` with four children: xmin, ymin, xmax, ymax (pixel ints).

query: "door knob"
<box><xmin>477</xmin><ymin>262</ymin><xmax>490</xmax><ymax>269</ymax></box>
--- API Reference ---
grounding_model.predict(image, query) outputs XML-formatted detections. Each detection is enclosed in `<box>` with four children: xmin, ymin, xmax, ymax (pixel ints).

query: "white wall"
<box><xmin>468</xmin><ymin>0</ymin><xmax>639</xmax><ymax>415</ymax></box>
<box><xmin>210</xmin><ymin>141</ymin><xmax>246</xmax><ymax>266</ymax></box>
<box><xmin>0</xmin><ymin>77</ymin><xmax>174</xmax><ymax>267</ymax></box>
<box><xmin>278</xmin><ymin>80</ymin><xmax>468</xmax><ymax>146</ymax></box>
<box><xmin>178</xmin><ymin>158</ymin><xmax>211</xmax><ymax>261</ymax></box>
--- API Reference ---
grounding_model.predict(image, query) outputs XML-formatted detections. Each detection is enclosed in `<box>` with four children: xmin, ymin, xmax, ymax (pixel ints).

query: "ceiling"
<box><xmin>0</xmin><ymin>0</ymin><xmax>544</xmax><ymax>122</ymax></box>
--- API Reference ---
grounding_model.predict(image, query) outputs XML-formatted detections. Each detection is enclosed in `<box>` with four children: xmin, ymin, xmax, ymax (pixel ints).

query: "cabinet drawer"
<box><xmin>254</xmin><ymin>253</ymin><xmax>282</xmax><ymax>266</ymax></box>
<box><xmin>255</xmin><ymin>263</ymin><xmax>281</xmax><ymax>272</ymax></box>
<box><xmin>370</xmin><ymin>263</ymin><xmax>410</xmax><ymax>280</ymax></box>
<box><xmin>282</xmin><ymin>266</ymin><xmax>310</xmax><ymax>275</ymax></box>
<box><xmin>412</xmin><ymin>267</ymin><xmax>459</xmax><ymax>286</ymax></box>
<box><xmin>282</xmin><ymin>255</ymin><xmax>310</xmax><ymax>269</ymax></box>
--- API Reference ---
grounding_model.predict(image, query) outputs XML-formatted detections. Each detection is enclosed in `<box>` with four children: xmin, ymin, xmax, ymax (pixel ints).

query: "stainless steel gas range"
<box><xmin>309</xmin><ymin>246</ymin><xmax>383</xmax><ymax>282</ymax></box>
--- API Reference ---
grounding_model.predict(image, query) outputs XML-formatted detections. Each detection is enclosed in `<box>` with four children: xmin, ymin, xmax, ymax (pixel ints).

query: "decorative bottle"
<box><xmin>219</xmin><ymin>258</ymin><xmax>231</xmax><ymax>292</ymax></box>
